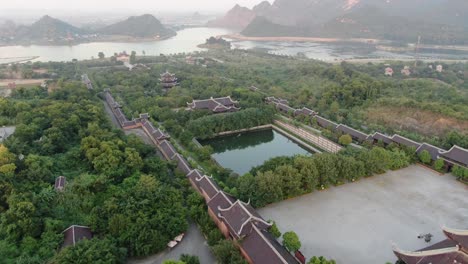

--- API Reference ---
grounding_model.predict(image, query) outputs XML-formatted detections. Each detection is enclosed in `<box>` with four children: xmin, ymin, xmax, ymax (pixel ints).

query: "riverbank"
<box><xmin>0</xmin><ymin>34</ymin><xmax>176</xmax><ymax>48</ymax></box>
<box><xmin>224</xmin><ymin>33</ymin><xmax>383</xmax><ymax>44</ymax></box>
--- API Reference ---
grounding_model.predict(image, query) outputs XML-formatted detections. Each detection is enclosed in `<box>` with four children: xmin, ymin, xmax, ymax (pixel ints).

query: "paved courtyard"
<box><xmin>259</xmin><ymin>165</ymin><xmax>468</xmax><ymax>264</ymax></box>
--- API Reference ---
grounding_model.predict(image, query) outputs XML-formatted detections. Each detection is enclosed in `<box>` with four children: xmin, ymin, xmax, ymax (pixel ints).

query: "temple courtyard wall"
<box><xmin>258</xmin><ymin>165</ymin><xmax>468</xmax><ymax>264</ymax></box>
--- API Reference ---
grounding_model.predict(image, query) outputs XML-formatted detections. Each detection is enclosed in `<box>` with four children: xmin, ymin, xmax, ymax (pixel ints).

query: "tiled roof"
<box><xmin>218</xmin><ymin>200</ymin><xmax>271</xmax><ymax>239</ymax></box>
<box><xmin>241</xmin><ymin>223</ymin><xmax>298</xmax><ymax>264</ymax></box>
<box><xmin>173</xmin><ymin>154</ymin><xmax>192</xmax><ymax>175</ymax></box>
<box><xmin>393</xmin><ymin>246</ymin><xmax>468</xmax><ymax>264</ymax></box>
<box><xmin>393</xmin><ymin>227</ymin><xmax>468</xmax><ymax>264</ymax></box>
<box><xmin>391</xmin><ymin>135</ymin><xmax>422</xmax><ymax>149</ymax></box>
<box><xmin>371</xmin><ymin>132</ymin><xmax>393</xmax><ymax>144</ymax></box>
<box><xmin>62</xmin><ymin>225</ymin><xmax>93</xmax><ymax>247</ymax></box>
<box><xmin>416</xmin><ymin>143</ymin><xmax>444</xmax><ymax>160</ymax></box>
<box><xmin>294</xmin><ymin>107</ymin><xmax>317</xmax><ymax>116</ymax></box>
<box><xmin>160</xmin><ymin>140</ymin><xmax>177</xmax><ymax>159</ymax></box>
<box><xmin>442</xmin><ymin>226</ymin><xmax>468</xmax><ymax>250</ymax></box>
<box><xmin>315</xmin><ymin>116</ymin><xmax>338</xmax><ymax>130</ymax></box>
<box><xmin>439</xmin><ymin>146</ymin><xmax>468</xmax><ymax>167</ymax></box>
<box><xmin>276</xmin><ymin>103</ymin><xmax>296</xmax><ymax>113</ymax></box>
<box><xmin>195</xmin><ymin>175</ymin><xmax>221</xmax><ymax>200</ymax></box>
<box><xmin>187</xmin><ymin>97</ymin><xmax>239</xmax><ymax>113</ymax></box>
<box><xmin>336</xmin><ymin>125</ymin><xmax>369</xmax><ymax>141</ymax></box>
<box><xmin>207</xmin><ymin>191</ymin><xmax>235</xmax><ymax>217</ymax></box>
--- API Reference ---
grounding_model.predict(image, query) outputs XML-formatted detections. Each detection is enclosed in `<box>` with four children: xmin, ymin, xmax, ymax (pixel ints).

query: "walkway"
<box><xmin>274</xmin><ymin>120</ymin><xmax>342</xmax><ymax>153</ymax></box>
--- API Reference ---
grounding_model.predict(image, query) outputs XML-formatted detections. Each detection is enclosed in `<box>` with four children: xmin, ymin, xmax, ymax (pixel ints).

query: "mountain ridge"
<box><xmin>237</xmin><ymin>0</ymin><xmax>468</xmax><ymax>44</ymax></box>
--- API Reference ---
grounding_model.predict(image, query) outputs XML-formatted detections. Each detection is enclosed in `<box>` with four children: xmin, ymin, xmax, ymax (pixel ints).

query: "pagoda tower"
<box><xmin>159</xmin><ymin>71</ymin><xmax>178</xmax><ymax>90</ymax></box>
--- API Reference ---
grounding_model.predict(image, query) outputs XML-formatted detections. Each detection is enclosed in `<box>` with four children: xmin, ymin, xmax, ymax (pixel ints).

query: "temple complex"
<box><xmin>160</xmin><ymin>71</ymin><xmax>178</xmax><ymax>90</ymax></box>
<box><xmin>393</xmin><ymin>226</ymin><xmax>468</xmax><ymax>264</ymax></box>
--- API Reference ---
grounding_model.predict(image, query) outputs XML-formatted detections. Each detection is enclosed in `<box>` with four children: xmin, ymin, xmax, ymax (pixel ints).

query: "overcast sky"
<box><xmin>1</xmin><ymin>0</ymin><xmax>272</xmax><ymax>12</ymax></box>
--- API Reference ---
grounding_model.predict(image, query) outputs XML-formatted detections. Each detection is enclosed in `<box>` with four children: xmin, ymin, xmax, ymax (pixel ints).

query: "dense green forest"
<box><xmin>0</xmin><ymin>83</ymin><xmax>188</xmax><ymax>263</ymax></box>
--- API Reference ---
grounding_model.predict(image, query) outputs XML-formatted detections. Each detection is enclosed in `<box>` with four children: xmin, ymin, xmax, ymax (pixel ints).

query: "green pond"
<box><xmin>199</xmin><ymin>129</ymin><xmax>312</xmax><ymax>175</ymax></box>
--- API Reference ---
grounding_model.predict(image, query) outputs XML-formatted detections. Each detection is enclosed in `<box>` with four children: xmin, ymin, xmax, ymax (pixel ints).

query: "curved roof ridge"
<box><xmin>439</xmin><ymin>145</ymin><xmax>468</xmax><ymax>155</ymax></box>
<box><xmin>218</xmin><ymin>199</ymin><xmax>240</xmax><ymax>212</ymax></box>
<box><xmin>442</xmin><ymin>226</ymin><xmax>468</xmax><ymax>236</ymax></box>
<box><xmin>393</xmin><ymin>244</ymin><xmax>459</xmax><ymax>256</ymax></box>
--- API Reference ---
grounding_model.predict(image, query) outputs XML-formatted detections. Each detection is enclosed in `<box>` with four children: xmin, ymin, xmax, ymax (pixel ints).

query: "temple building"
<box><xmin>336</xmin><ymin>124</ymin><xmax>369</xmax><ymax>142</ymax></box>
<box><xmin>62</xmin><ymin>225</ymin><xmax>93</xmax><ymax>247</ymax></box>
<box><xmin>439</xmin><ymin>145</ymin><xmax>468</xmax><ymax>169</ymax></box>
<box><xmin>393</xmin><ymin>226</ymin><xmax>468</xmax><ymax>264</ymax></box>
<box><xmin>390</xmin><ymin>135</ymin><xmax>422</xmax><ymax>149</ymax></box>
<box><xmin>187</xmin><ymin>96</ymin><xmax>240</xmax><ymax>113</ymax></box>
<box><xmin>294</xmin><ymin>107</ymin><xmax>317</xmax><ymax>117</ymax></box>
<box><xmin>369</xmin><ymin>132</ymin><xmax>393</xmax><ymax>145</ymax></box>
<box><xmin>160</xmin><ymin>71</ymin><xmax>178</xmax><ymax>90</ymax></box>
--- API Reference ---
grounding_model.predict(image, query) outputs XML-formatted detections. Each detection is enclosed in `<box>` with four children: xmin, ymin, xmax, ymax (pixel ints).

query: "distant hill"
<box><xmin>15</xmin><ymin>15</ymin><xmax>86</xmax><ymax>41</ymax></box>
<box><xmin>98</xmin><ymin>14</ymin><xmax>175</xmax><ymax>38</ymax></box>
<box><xmin>207</xmin><ymin>4</ymin><xmax>256</xmax><ymax>30</ymax></box>
<box><xmin>238</xmin><ymin>0</ymin><xmax>468</xmax><ymax>44</ymax></box>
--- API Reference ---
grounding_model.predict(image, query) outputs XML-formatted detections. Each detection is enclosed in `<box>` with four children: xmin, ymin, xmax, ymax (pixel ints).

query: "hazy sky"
<box><xmin>1</xmin><ymin>0</ymin><xmax>272</xmax><ymax>12</ymax></box>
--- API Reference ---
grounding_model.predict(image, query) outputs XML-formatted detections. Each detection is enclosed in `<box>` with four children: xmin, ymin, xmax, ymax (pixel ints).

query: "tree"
<box><xmin>418</xmin><ymin>150</ymin><xmax>432</xmax><ymax>164</ymax></box>
<box><xmin>51</xmin><ymin>238</ymin><xmax>127</xmax><ymax>264</ymax></box>
<box><xmin>212</xmin><ymin>240</ymin><xmax>247</xmax><ymax>264</ymax></box>
<box><xmin>180</xmin><ymin>254</ymin><xmax>200</xmax><ymax>264</ymax></box>
<box><xmin>434</xmin><ymin>159</ymin><xmax>444</xmax><ymax>171</ymax></box>
<box><xmin>0</xmin><ymin>145</ymin><xmax>16</xmax><ymax>179</ymax></box>
<box><xmin>308</xmin><ymin>256</ymin><xmax>336</xmax><ymax>264</ymax></box>
<box><xmin>162</xmin><ymin>261</ymin><xmax>184</xmax><ymax>264</ymax></box>
<box><xmin>338</xmin><ymin>134</ymin><xmax>352</xmax><ymax>145</ymax></box>
<box><xmin>282</xmin><ymin>231</ymin><xmax>301</xmax><ymax>252</ymax></box>
<box><xmin>269</xmin><ymin>221</ymin><xmax>282</xmax><ymax>238</ymax></box>
<box><xmin>98</xmin><ymin>52</ymin><xmax>105</xmax><ymax>59</ymax></box>
<box><xmin>130</xmin><ymin>51</ymin><xmax>137</xmax><ymax>64</ymax></box>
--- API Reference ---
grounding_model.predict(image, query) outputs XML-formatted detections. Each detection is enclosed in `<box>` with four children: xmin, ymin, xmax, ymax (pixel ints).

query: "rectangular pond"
<box><xmin>199</xmin><ymin>129</ymin><xmax>312</xmax><ymax>175</ymax></box>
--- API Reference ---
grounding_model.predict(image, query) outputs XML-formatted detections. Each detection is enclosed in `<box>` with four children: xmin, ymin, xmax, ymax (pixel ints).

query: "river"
<box><xmin>1</xmin><ymin>27</ymin><xmax>468</xmax><ymax>63</ymax></box>
<box><xmin>200</xmin><ymin>129</ymin><xmax>312</xmax><ymax>175</ymax></box>
<box><xmin>0</xmin><ymin>27</ymin><xmax>232</xmax><ymax>63</ymax></box>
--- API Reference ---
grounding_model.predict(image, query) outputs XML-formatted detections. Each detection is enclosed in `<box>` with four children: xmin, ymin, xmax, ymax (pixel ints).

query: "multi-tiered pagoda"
<box><xmin>159</xmin><ymin>71</ymin><xmax>178</xmax><ymax>90</ymax></box>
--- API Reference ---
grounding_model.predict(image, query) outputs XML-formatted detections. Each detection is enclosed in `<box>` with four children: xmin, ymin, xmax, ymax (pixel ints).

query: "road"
<box><xmin>128</xmin><ymin>222</ymin><xmax>216</xmax><ymax>264</ymax></box>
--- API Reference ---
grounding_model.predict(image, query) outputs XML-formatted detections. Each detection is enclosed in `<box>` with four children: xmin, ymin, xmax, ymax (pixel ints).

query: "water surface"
<box><xmin>200</xmin><ymin>129</ymin><xmax>311</xmax><ymax>175</ymax></box>
<box><xmin>0</xmin><ymin>27</ymin><xmax>232</xmax><ymax>62</ymax></box>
